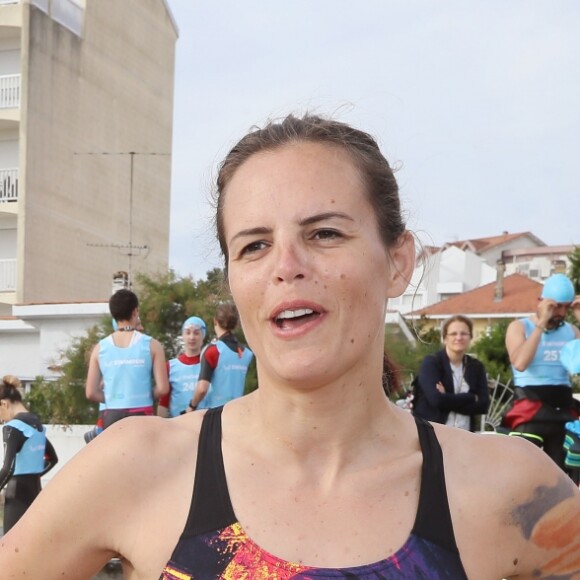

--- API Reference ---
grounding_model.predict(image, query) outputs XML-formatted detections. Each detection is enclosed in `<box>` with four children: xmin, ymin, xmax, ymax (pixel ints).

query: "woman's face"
<box><xmin>222</xmin><ymin>141</ymin><xmax>413</xmax><ymax>390</ymax></box>
<box><xmin>443</xmin><ymin>321</ymin><xmax>472</xmax><ymax>356</ymax></box>
<box><xmin>182</xmin><ymin>326</ymin><xmax>204</xmax><ymax>356</ymax></box>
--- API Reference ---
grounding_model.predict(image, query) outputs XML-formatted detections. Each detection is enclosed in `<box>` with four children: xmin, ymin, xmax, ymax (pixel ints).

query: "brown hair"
<box><xmin>442</xmin><ymin>315</ymin><xmax>473</xmax><ymax>338</ymax></box>
<box><xmin>0</xmin><ymin>375</ymin><xmax>23</xmax><ymax>403</ymax></box>
<box><xmin>214</xmin><ymin>302</ymin><xmax>240</xmax><ymax>333</ymax></box>
<box><xmin>214</xmin><ymin>113</ymin><xmax>408</xmax><ymax>396</ymax></box>
<box><xmin>215</xmin><ymin>113</ymin><xmax>405</xmax><ymax>267</ymax></box>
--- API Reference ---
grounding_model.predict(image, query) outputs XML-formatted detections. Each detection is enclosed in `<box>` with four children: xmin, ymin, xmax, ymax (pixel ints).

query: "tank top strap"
<box><xmin>182</xmin><ymin>406</ymin><xmax>236</xmax><ymax>537</ymax></box>
<box><xmin>411</xmin><ymin>416</ymin><xmax>460</xmax><ymax>554</ymax></box>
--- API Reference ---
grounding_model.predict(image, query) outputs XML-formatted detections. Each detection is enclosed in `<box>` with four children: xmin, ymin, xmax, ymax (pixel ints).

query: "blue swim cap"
<box><xmin>182</xmin><ymin>316</ymin><xmax>207</xmax><ymax>337</ymax></box>
<box><xmin>541</xmin><ymin>274</ymin><xmax>575</xmax><ymax>303</ymax></box>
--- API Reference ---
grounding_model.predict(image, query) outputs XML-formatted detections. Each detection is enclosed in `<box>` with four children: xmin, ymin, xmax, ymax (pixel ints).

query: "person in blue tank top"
<box><xmin>1</xmin><ymin>114</ymin><xmax>579</xmax><ymax>579</ymax></box>
<box><xmin>188</xmin><ymin>303</ymin><xmax>253</xmax><ymax>411</ymax></box>
<box><xmin>506</xmin><ymin>273</ymin><xmax>580</xmax><ymax>471</ymax></box>
<box><xmin>158</xmin><ymin>316</ymin><xmax>207</xmax><ymax>418</ymax></box>
<box><xmin>85</xmin><ymin>288</ymin><xmax>169</xmax><ymax>429</ymax></box>
<box><xmin>0</xmin><ymin>375</ymin><xmax>58</xmax><ymax>534</ymax></box>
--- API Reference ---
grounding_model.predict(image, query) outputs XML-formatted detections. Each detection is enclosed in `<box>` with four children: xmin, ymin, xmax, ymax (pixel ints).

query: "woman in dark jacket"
<box><xmin>413</xmin><ymin>315</ymin><xmax>490</xmax><ymax>431</ymax></box>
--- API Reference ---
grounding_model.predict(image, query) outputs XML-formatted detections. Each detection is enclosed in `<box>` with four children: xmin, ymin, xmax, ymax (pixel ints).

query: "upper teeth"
<box><xmin>277</xmin><ymin>308</ymin><xmax>313</xmax><ymax>320</ymax></box>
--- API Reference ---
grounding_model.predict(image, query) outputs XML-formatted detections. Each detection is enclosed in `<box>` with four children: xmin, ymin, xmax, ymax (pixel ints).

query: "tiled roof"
<box><xmin>408</xmin><ymin>273</ymin><xmax>542</xmax><ymax>318</ymax></box>
<box><xmin>443</xmin><ymin>231</ymin><xmax>544</xmax><ymax>254</ymax></box>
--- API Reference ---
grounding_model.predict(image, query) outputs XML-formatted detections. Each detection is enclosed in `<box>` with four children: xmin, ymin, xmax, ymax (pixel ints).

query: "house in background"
<box><xmin>0</xmin><ymin>300</ymin><xmax>109</xmax><ymax>386</ymax></box>
<box><xmin>0</xmin><ymin>0</ymin><xmax>177</xmax><ymax>382</ymax></box>
<box><xmin>390</xmin><ymin>244</ymin><xmax>497</xmax><ymax>315</ymax></box>
<box><xmin>405</xmin><ymin>273</ymin><xmax>542</xmax><ymax>341</ymax></box>
<box><xmin>391</xmin><ymin>231</ymin><xmax>576</xmax><ymax>317</ymax></box>
<box><xmin>0</xmin><ymin>0</ymin><xmax>178</xmax><ymax>314</ymax></box>
<box><xmin>502</xmin><ymin>245</ymin><xmax>575</xmax><ymax>281</ymax></box>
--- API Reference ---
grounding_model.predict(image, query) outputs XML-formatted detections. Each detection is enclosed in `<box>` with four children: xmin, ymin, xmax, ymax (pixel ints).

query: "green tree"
<box><xmin>136</xmin><ymin>268</ymin><xmax>229</xmax><ymax>357</ymax></box>
<box><xmin>568</xmin><ymin>246</ymin><xmax>580</xmax><ymax>294</ymax></box>
<box><xmin>470</xmin><ymin>320</ymin><xmax>512</xmax><ymax>384</ymax></box>
<box><xmin>24</xmin><ymin>323</ymin><xmax>111</xmax><ymax>425</ymax></box>
<box><xmin>25</xmin><ymin>268</ymin><xmax>258</xmax><ymax>424</ymax></box>
<box><xmin>385</xmin><ymin>316</ymin><xmax>441</xmax><ymax>397</ymax></box>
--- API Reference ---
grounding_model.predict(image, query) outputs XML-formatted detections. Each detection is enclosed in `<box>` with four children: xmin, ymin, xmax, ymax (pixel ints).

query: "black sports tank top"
<box><xmin>160</xmin><ymin>407</ymin><xmax>468</xmax><ymax>579</ymax></box>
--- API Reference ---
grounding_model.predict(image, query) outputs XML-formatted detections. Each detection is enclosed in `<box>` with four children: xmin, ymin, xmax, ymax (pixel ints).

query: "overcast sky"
<box><xmin>166</xmin><ymin>0</ymin><xmax>580</xmax><ymax>280</ymax></box>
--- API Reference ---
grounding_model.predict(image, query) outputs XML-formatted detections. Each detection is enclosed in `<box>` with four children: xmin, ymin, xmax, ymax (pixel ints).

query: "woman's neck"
<box><xmin>10</xmin><ymin>402</ymin><xmax>28</xmax><ymax>418</ymax></box>
<box><xmin>445</xmin><ymin>348</ymin><xmax>464</xmax><ymax>366</ymax></box>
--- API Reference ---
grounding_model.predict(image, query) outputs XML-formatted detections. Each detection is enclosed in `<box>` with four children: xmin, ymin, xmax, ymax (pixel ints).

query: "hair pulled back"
<box><xmin>214</xmin><ymin>113</ymin><xmax>408</xmax><ymax>398</ymax></box>
<box><xmin>215</xmin><ymin>113</ymin><xmax>406</xmax><ymax>266</ymax></box>
<box><xmin>0</xmin><ymin>375</ymin><xmax>23</xmax><ymax>402</ymax></box>
<box><xmin>214</xmin><ymin>302</ymin><xmax>239</xmax><ymax>333</ymax></box>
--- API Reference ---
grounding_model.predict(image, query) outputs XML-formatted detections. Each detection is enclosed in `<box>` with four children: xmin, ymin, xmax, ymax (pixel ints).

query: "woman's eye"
<box><xmin>240</xmin><ymin>240</ymin><xmax>267</xmax><ymax>255</ymax></box>
<box><xmin>313</xmin><ymin>229</ymin><xmax>342</xmax><ymax>241</ymax></box>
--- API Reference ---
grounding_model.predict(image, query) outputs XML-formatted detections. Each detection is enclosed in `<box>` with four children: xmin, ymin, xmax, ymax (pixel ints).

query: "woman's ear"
<box><xmin>386</xmin><ymin>231</ymin><xmax>415</xmax><ymax>299</ymax></box>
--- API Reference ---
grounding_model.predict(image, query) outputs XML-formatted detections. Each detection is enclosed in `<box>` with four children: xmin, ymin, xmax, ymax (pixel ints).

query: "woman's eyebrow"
<box><xmin>229</xmin><ymin>212</ymin><xmax>355</xmax><ymax>245</ymax></box>
<box><xmin>229</xmin><ymin>226</ymin><xmax>272</xmax><ymax>245</ymax></box>
<box><xmin>298</xmin><ymin>211</ymin><xmax>354</xmax><ymax>226</ymax></box>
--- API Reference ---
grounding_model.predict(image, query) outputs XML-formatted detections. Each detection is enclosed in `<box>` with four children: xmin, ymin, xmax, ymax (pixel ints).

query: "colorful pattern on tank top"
<box><xmin>160</xmin><ymin>408</ymin><xmax>467</xmax><ymax>579</ymax></box>
<box><xmin>161</xmin><ymin>526</ymin><xmax>465</xmax><ymax>579</ymax></box>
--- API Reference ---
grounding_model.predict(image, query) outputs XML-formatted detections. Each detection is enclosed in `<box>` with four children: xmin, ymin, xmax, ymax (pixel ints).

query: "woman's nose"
<box><xmin>272</xmin><ymin>242</ymin><xmax>307</xmax><ymax>283</ymax></box>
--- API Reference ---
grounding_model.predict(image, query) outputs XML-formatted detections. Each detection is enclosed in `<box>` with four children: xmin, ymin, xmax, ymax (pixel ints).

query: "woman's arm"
<box><xmin>501</xmin><ymin>452</ymin><xmax>580</xmax><ymax>578</ymax></box>
<box><xmin>41</xmin><ymin>437</ymin><xmax>58</xmax><ymax>476</ymax></box>
<box><xmin>0</xmin><ymin>426</ymin><xmax>25</xmax><ymax>491</ymax></box>
<box><xmin>453</xmin><ymin>358</ymin><xmax>490</xmax><ymax>416</ymax></box>
<box><xmin>85</xmin><ymin>344</ymin><xmax>105</xmax><ymax>403</ymax></box>
<box><xmin>189</xmin><ymin>344</ymin><xmax>218</xmax><ymax>409</ymax></box>
<box><xmin>418</xmin><ymin>354</ymin><xmax>477</xmax><ymax>412</ymax></box>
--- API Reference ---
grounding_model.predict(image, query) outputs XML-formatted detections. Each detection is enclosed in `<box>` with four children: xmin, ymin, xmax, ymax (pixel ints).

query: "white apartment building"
<box><xmin>0</xmin><ymin>0</ymin><xmax>178</xmax><ymax>314</ymax></box>
<box><xmin>390</xmin><ymin>244</ymin><xmax>497</xmax><ymax>315</ymax></box>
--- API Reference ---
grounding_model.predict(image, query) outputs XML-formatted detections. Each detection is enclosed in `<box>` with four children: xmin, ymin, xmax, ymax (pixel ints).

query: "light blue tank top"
<box><xmin>169</xmin><ymin>358</ymin><xmax>201</xmax><ymax>417</ymax></box>
<box><xmin>202</xmin><ymin>341</ymin><xmax>253</xmax><ymax>409</ymax></box>
<box><xmin>99</xmin><ymin>332</ymin><xmax>154</xmax><ymax>409</ymax></box>
<box><xmin>512</xmin><ymin>319</ymin><xmax>575</xmax><ymax>387</ymax></box>
<box><xmin>6</xmin><ymin>419</ymin><xmax>46</xmax><ymax>475</ymax></box>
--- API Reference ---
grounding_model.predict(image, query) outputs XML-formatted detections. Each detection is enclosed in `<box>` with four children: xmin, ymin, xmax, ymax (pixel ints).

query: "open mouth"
<box><xmin>274</xmin><ymin>308</ymin><xmax>320</xmax><ymax>329</ymax></box>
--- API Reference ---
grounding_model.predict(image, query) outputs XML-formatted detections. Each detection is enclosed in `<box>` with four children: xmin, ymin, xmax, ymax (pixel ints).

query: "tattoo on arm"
<box><xmin>510</xmin><ymin>474</ymin><xmax>580</xmax><ymax>578</ymax></box>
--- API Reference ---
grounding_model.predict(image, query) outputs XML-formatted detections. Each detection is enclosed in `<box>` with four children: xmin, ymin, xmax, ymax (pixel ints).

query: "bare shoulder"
<box><xmin>0</xmin><ymin>412</ymin><xmax>206</xmax><ymax>579</ymax></box>
<box><xmin>434</xmin><ymin>425</ymin><xmax>580</xmax><ymax>579</ymax></box>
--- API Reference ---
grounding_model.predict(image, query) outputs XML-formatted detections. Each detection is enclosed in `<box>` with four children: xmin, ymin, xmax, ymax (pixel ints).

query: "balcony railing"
<box><xmin>0</xmin><ymin>74</ymin><xmax>20</xmax><ymax>109</ymax></box>
<box><xmin>0</xmin><ymin>168</ymin><xmax>18</xmax><ymax>201</ymax></box>
<box><xmin>0</xmin><ymin>258</ymin><xmax>16</xmax><ymax>292</ymax></box>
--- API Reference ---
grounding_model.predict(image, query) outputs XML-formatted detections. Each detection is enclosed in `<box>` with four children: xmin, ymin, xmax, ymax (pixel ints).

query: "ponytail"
<box><xmin>0</xmin><ymin>375</ymin><xmax>23</xmax><ymax>402</ymax></box>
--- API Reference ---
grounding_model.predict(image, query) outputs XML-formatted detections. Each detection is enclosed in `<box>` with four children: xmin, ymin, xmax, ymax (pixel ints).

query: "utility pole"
<box><xmin>74</xmin><ymin>151</ymin><xmax>169</xmax><ymax>287</ymax></box>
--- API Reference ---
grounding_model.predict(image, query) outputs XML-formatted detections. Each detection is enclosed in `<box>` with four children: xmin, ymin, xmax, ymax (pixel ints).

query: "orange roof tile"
<box><xmin>444</xmin><ymin>231</ymin><xmax>544</xmax><ymax>254</ymax></box>
<box><xmin>408</xmin><ymin>273</ymin><xmax>542</xmax><ymax>318</ymax></box>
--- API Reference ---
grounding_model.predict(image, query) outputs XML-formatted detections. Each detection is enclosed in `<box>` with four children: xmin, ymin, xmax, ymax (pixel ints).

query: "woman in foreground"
<box><xmin>0</xmin><ymin>114</ymin><xmax>578</xmax><ymax>579</ymax></box>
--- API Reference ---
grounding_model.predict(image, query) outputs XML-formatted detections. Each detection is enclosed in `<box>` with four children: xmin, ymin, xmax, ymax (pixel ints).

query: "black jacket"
<box><xmin>413</xmin><ymin>349</ymin><xmax>490</xmax><ymax>431</ymax></box>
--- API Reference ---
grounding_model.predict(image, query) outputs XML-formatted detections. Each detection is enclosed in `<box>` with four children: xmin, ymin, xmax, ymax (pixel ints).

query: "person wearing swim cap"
<box><xmin>188</xmin><ymin>302</ymin><xmax>253</xmax><ymax>410</ymax></box>
<box><xmin>505</xmin><ymin>273</ymin><xmax>580</xmax><ymax>471</ymax></box>
<box><xmin>158</xmin><ymin>317</ymin><xmax>207</xmax><ymax>418</ymax></box>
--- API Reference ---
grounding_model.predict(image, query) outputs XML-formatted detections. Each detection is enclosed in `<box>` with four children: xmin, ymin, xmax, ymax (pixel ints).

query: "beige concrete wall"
<box><xmin>18</xmin><ymin>0</ymin><xmax>177</xmax><ymax>303</ymax></box>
